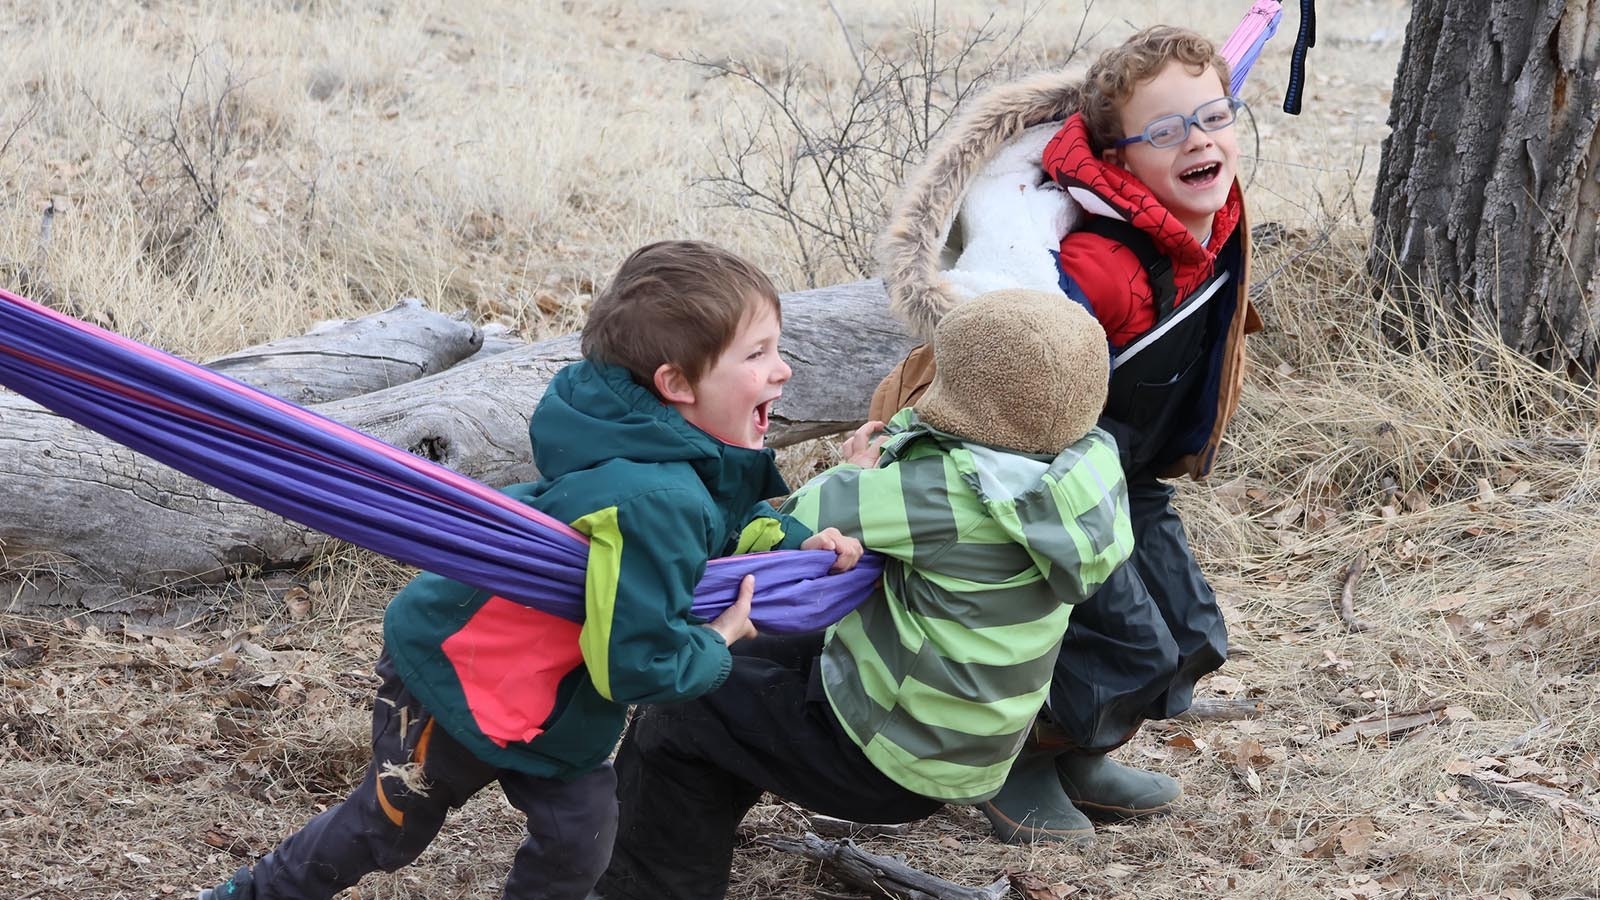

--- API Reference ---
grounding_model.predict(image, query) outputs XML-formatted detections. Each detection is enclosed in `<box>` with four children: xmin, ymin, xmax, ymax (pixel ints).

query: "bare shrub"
<box><xmin>685</xmin><ymin>4</ymin><xmax>1073</xmax><ymax>287</ymax></box>
<box><xmin>90</xmin><ymin>46</ymin><xmax>275</xmax><ymax>284</ymax></box>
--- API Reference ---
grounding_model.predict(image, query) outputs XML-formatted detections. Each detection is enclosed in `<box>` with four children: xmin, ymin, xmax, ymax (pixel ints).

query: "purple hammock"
<box><xmin>0</xmin><ymin>4</ymin><xmax>1289</xmax><ymax>632</ymax></box>
<box><xmin>0</xmin><ymin>288</ymin><xmax>883</xmax><ymax>632</ymax></box>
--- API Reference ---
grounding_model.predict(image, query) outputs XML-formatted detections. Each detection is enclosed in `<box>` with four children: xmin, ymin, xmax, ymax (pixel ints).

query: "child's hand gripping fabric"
<box><xmin>802</xmin><ymin>527</ymin><xmax>864</xmax><ymax>574</ymax></box>
<box><xmin>707</xmin><ymin>574</ymin><xmax>759</xmax><ymax>647</ymax></box>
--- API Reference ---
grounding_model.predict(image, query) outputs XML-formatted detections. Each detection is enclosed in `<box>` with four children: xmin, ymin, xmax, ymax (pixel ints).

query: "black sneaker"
<box><xmin>197</xmin><ymin>865</ymin><xmax>254</xmax><ymax>900</ymax></box>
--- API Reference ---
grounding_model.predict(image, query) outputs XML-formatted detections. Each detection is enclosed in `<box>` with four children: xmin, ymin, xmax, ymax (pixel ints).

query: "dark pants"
<box><xmin>249</xmin><ymin>654</ymin><xmax>617</xmax><ymax>900</ymax></box>
<box><xmin>595</xmin><ymin>633</ymin><xmax>943</xmax><ymax>900</ymax></box>
<box><xmin>1047</xmin><ymin>476</ymin><xmax>1228</xmax><ymax>751</ymax></box>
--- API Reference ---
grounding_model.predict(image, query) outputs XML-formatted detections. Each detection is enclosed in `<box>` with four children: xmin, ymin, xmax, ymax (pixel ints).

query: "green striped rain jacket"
<box><xmin>783</xmin><ymin>410</ymin><xmax>1133</xmax><ymax>802</ymax></box>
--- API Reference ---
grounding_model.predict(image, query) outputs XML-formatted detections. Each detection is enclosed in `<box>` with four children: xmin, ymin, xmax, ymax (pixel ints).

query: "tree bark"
<box><xmin>1369</xmin><ymin>0</ymin><xmax>1600</xmax><ymax>376</ymax></box>
<box><xmin>0</xmin><ymin>280</ymin><xmax>914</xmax><ymax>610</ymax></box>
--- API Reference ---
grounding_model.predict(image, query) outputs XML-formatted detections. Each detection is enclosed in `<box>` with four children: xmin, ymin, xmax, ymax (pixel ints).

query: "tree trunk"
<box><xmin>1369</xmin><ymin>0</ymin><xmax>1600</xmax><ymax>376</ymax></box>
<box><xmin>0</xmin><ymin>280</ymin><xmax>915</xmax><ymax>611</ymax></box>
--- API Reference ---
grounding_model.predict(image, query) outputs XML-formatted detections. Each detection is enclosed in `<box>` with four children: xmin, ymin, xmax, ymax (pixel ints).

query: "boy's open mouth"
<box><xmin>754</xmin><ymin>398</ymin><xmax>775</xmax><ymax>433</ymax></box>
<box><xmin>1179</xmin><ymin>162</ymin><xmax>1221</xmax><ymax>186</ymax></box>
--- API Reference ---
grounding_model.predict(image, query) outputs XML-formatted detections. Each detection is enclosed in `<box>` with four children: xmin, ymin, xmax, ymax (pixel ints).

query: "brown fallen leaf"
<box><xmin>1010</xmin><ymin>870</ymin><xmax>1067</xmax><ymax>900</ymax></box>
<box><xmin>1166</xmin><ymin>734</ymin><xmax>1205</xmax><ymax>752</ymax></box>
<box><xmin>1336</xmin><ymin>817</ymin><xmax>1377</xmax><ymax>857</ymax></box>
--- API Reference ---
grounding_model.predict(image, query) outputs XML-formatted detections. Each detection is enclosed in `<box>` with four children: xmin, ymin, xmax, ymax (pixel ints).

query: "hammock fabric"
<box><xmin>0</xmin><ymin>288</ymin><xmax>884</xmax><ymax>633</ymax></box>
<box><xmin>1220</xmin><ymin>0</ymin><xmax>1316</xmax><ymax>115</ymax></box>
<box><xmin>1221</xmin><ymin>0</ymin><xmax>1284</xmax><ymax>97</ymax></box>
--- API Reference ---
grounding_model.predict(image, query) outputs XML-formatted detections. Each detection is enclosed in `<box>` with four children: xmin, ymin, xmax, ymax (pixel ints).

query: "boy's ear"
<box><xmin>653</xmin><ymin>363</ymin><xmax>696</xmax><ymax>405</ymax></box>
<box><xmin>1100</xmin><ymin>147</ymin><xmax>1123</xmax><ymax>167</ymax></box>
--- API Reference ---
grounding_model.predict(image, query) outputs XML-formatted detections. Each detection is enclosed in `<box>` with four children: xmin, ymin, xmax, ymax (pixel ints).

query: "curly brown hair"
<box><xmin>1080</xmin><ymin>26</ymin><xmax>1232</xmax><ymax>154</ymax></box>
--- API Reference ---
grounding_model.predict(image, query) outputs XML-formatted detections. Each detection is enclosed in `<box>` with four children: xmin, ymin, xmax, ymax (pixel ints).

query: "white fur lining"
<box><xmin>939</xmin><ymin>123</ymin><xmax>1080</xmax><ymax>301</ymax></box>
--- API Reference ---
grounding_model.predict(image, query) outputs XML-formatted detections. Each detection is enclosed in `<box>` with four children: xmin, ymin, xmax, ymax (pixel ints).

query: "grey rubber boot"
<box><xmin>1055</xmin><ymin>752</ymin><xmax>1180</xmax><ymax>821</ymax></box>
<box><xmin>978</xmin><ymin>750</ymin><xmax>1094</xmax><ymax>844</ymax></box>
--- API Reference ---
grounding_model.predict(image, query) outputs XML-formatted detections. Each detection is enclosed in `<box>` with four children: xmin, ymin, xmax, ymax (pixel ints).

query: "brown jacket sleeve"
<box><xmin>868</xmin><ymin>343</ymin><xmax>939</xmax><ymax>423</ymax></box>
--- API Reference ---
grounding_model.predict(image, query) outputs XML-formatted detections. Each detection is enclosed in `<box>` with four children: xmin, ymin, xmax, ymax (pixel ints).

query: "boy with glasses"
<box><xmin>973</xmin><ymin>25</ymin><xmax>1264</xmax><ymax>843</ymax></box>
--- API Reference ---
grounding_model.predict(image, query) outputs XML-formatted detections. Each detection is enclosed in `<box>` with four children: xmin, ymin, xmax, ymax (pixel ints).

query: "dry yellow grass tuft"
<box><xmin>5</xmin><ymin>2</ymin><xmax>1597</xmax><ymax>899</ymax></box>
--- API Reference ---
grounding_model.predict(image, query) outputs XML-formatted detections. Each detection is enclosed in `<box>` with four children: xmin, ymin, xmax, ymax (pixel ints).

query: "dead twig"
<box><xmin>1324</xmin><ymin>704</ymin><xmax>1451</xmax><ymax>746</ymax></box>
<box><xmin>759</xmin><ymin>832</ymin><xmax>1010</xmax><ymax>900</ymax></box>
<box><xmin>1457</xmin><ymin>770</ymin><xmax>1600</xmax><ymax>824</ymax></box>
<box><xmin>1495</xmin><ymin>717</ymin><xmax>1558</xmax><ymax>755</ymax></box>
<box><xmin>807</xmin><ymin>814</ymin><xmax>917</xmax><ymax>839</ymax></box>
<box><xmin>0</xmin><ymin>98</ymin><xmax>40</xmax><ymax>158</ymax></box>
<box><xmin>824</xmin><ymin>0</ymin><xmax>868</xmax><ymax>87</ymax></box>
<box><xmin>1337</xmin><ymin>550</ymin><xmax>1373</xmax><ymax>632</ymax></box>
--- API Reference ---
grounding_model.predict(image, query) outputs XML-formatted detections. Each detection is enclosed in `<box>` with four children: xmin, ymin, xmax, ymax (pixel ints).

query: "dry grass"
<box><xmin>5</xmin><ymin>1</ymin><xmax>1598</xmax><ymax>898</ymax></box>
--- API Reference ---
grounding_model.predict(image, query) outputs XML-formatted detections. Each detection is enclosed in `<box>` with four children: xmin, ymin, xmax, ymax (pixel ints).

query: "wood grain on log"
<box><xmin>205</xmin><ymin>298</ymin><xmax>482</xmax><ymax>404</ymax></box>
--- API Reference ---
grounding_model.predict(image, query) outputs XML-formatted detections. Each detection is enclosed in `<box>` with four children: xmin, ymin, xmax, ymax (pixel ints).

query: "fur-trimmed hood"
<box><xmin>875</xmin><ymin>67</ymin><xmax>1085</xmax><ymax>341</ymax></box>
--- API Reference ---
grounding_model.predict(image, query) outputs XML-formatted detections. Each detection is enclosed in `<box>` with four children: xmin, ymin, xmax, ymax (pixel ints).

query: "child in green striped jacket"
<box><xmin>595</xmin><ymin>289</ymin><xmax>1136</xmax><ymax>900</ymax></box>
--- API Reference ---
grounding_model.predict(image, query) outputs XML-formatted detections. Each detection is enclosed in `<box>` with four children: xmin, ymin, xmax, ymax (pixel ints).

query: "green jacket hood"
<box><xmin>531</xmin><ymin>360</ymin><xmax>789</xmax><ymax>500</ymax></box>
<box><xmin>533</xmin><ymin>360</ymin><xmax>715</xmax><ymax>475</ymax></box>
<box><xmin>884</xmin><ymin>409</ymin><xmax>1128</xmax><ymax>604</ymax></box>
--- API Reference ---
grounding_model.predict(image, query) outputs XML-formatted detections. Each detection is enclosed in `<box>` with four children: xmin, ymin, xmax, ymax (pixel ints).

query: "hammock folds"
<box><xmin>1221</xmin><ymin>0</ymin><xmax>1284</xmax><ymax>97</ymax></box>
<box><xmin>0</xmin><ymin>288</ymin><xmax>883</xmax><ymax>633</ymax></box>
<box><xmin>1221</xmin><ymin>0</ymin><xmax>1315</xmax><ymax>115</ymax></box>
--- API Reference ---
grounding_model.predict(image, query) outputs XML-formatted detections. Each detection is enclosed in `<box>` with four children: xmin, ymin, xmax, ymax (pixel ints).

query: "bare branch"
<box><xmin>679</xmin><ymin>7</ymin><xmax>1067</xmax><ymax>285</ymax></box>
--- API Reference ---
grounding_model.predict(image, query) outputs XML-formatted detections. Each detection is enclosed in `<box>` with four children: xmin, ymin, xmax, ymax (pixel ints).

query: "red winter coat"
<box><xmin>1042</xmin><ymin>113</ymin><xmax>1262</xmax><ymax>480</ymax></box>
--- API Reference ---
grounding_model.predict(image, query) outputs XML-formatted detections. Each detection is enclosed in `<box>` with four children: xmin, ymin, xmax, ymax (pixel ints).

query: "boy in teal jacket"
<box><xmin>595</xmin><ymin>289</ymin><xmax>1135</xmax><ymax>900</ymax></box>
<box><xmin>198</xmin><ymin>241</ymin><xmax>860</xmax><ymax>900</ymax></box>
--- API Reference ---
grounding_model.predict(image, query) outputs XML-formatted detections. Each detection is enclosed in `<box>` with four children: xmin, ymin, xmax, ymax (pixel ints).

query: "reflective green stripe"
<box><xmin>572</xmin><ymin>507</ymin><xmax>623</xmax><ymax>701</ymax></box>
<box><xmin>912</xmin><ymin>605</ymin><xmax>1073</xmax><ymax>665</ymax></box>
<box><xmin>860</xmin><ymin>729</ymin><xmax>1024</xmax><ymax>802</ymax></box>
<box><xmin>734</xmin><ymin>517</ymin><xmax>787</xmax><ymax>554</ymax></box>
<box><xmin>858</xmin><ymin>464</ymin><xmax>912</xmax><ymax>556</ymax></box>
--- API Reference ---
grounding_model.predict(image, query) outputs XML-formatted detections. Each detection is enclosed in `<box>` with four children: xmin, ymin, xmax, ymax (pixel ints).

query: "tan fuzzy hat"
<box><xmin>915</xmin><ymin>290</ymin><xmax>1109</xmax><ymax>455</ymax></box>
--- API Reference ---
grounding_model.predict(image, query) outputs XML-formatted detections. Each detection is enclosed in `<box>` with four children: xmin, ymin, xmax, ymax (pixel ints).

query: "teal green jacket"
<box><xmin>383</xmin><ymin>360</ymin><xmax>812</xmax><ymax>778</ymax></box>
<box><xmin>783</xmin><ymin>410</ymin><xmax>1133</xmax><ymax>802</ymax></box>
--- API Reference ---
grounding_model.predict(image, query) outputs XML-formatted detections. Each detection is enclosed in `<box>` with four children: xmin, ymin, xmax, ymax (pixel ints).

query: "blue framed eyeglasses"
<box><xmin>1113</xmin><ymin>97</ymin><xmax>1245</xmax><ymax>149</ymax></box>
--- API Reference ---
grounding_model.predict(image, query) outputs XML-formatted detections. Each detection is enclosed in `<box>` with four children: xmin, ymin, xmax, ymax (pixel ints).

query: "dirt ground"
<box><xmin>4</xmin><ymin>1</ymin><xmax>1599</xmax><ymax>898</ymax></box>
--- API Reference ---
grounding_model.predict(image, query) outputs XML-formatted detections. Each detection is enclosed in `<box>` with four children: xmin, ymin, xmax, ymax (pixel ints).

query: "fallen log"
<box><xmin>205</xmin><ymin>297</ymin><xmax>483</xmax><ymax>403</ymax></box>
<box><xmin>0</xmin><ymin>280</ymin><xmax>914</xmax><ymax>609</ymax></box>
<box><xmin>759</xmin><ymin>832</ymin><xmax>1011</xmax><ymax>900</ymax></box>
